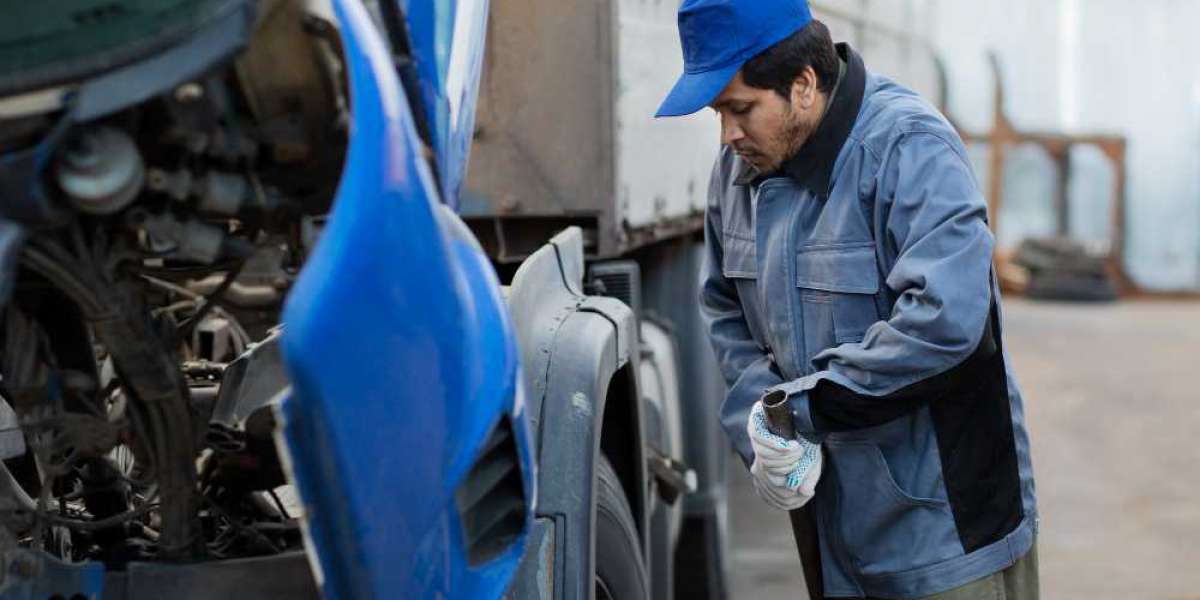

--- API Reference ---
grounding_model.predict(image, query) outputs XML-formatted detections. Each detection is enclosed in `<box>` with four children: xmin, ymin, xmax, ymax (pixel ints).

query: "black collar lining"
<box><xmin>737</xmin><ymin>43</ymin><xmax>866</xmax><ymax>194</ymax></box>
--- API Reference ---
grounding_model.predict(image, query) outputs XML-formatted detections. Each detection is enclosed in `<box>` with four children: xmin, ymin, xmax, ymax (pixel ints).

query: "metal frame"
<box><xmin>814</xmin><ymin>2</ymin><xmax>1137</xmax><ymax>293</ymax></box>
<box><xmin>949</xmin><ymin>54</ymin><xmax>1134</xmax><ymax>294</ymax></box>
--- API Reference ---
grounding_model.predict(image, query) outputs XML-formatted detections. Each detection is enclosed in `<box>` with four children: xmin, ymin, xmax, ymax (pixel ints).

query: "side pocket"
<box><xmin>825</xmin><ymin>441</ymin><xmax>960</xmax><ymax>576</ymax></box>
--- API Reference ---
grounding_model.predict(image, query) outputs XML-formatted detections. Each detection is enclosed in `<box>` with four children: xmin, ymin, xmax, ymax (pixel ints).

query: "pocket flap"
<box><xmin>796</xmin><ymin>242</ymin><xmax>880</xmax><ymax>294</ymax></box>
<box><xmin>721</xmin><ymin>232</ymin><xmax>757</xmax><ymax>279</ymax></box>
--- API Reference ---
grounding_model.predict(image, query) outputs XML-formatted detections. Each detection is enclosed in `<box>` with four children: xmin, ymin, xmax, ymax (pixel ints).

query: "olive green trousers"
<box><xmin>864</xmin><ymin>544</ymin><xmax>1040</xmax><ymax>600</ymax></box>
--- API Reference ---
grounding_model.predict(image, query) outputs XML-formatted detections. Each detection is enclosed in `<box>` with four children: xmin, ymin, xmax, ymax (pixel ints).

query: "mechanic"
<box><xmin>654</xmin><ymin>0</ymin><xmax>1040</xmax><ymax>598</ymax></box>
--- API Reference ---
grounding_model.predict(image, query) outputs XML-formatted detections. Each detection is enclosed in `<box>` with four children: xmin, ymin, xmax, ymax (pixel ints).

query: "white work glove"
<box><xmin>746</xmin><ymin>401</ymin><xmax>822</xmax><ymax>511</ymax></box>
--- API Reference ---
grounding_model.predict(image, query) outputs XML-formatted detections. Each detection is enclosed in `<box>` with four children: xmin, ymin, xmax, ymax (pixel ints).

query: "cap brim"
<box><xmin>654</xmin><ymin>61</ymin><xmax>742</xmax><ymax>118</ymax></box>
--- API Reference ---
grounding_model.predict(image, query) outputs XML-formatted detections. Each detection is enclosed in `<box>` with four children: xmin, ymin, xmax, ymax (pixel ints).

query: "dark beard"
<box><xmin>760</xmin><ymin>103</ymin><xmax>819</xmax><ymax>176</ymax></box>
<box><xmin>772</xmin><ymin>103</ymin><xmax>820</xmax><ymax>171</ymax></box>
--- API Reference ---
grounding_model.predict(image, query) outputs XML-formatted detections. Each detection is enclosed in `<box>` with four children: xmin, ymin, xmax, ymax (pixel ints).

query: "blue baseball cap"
<box><xmin>656</xmin><ymin>0</ymin><xmax>813</xmax><ymax>118</ymax></box>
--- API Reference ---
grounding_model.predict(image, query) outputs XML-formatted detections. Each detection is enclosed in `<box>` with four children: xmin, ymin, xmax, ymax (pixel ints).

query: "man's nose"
<box><xmin>720</xmin><ymin>114</ymin><xmax>744</xmax><ymax>146</ymax></box>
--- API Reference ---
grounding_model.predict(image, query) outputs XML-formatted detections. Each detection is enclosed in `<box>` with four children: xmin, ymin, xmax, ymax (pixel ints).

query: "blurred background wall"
<box><xmin>812</xmin><ymin>0</ymin><xmax>1200</xmax><ymax>292</ymax></box>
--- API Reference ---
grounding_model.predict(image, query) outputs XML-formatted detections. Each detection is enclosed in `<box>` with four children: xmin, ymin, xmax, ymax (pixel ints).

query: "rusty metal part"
<box><xmin>234</xmin><ymin>0</ymin><xmax>342</xmax><ymax>165</ymax></box>
<box><xmin>944</xmin><ymin>53</ymin><xmax>1133</xmax><ymax>295</ymax></box>
<box><xmin>762</xmin><ymin>389</ymin><xmax>795</xmax><ymax>440</ymax></box>
<box><xmin>465</xmin><ymin>0</ymin><xmax>621</xmax><ymax>254</ymax></box>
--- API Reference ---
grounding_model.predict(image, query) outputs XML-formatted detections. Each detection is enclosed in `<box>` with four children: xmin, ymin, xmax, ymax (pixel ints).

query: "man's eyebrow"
<box><xmin>710</xmin><ymin>98</ymin><xmax>742</xmax><ymax>110</ymax></box>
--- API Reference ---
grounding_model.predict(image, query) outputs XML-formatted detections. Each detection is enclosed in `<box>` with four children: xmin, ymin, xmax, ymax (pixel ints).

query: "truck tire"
<box><xmin>595</xmin><ymin>455</ymin><xmax>648</xmax><ymax>600</ymax></box>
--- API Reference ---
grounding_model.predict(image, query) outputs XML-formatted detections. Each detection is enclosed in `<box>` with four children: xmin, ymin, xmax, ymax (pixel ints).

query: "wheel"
<box><xmin>594</xmin><ymin>455</ymin><xmax>649</xmax><ymax>600</ymax></box>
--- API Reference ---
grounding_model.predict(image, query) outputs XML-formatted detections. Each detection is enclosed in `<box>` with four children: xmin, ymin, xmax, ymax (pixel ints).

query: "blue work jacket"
<box><xmin>700</xmin><ymin>44</ymin><xmax>1038</xmax><ymax>598</ymax></box>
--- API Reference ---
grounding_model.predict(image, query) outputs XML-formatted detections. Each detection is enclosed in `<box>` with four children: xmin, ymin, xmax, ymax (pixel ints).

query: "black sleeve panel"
<box><xmin>809</xmin><ymin>303</ymin><xmax>1000</xmax><ymax>432</ymax></box>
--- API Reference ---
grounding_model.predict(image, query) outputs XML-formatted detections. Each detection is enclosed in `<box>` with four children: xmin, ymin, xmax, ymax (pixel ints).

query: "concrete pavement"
<box><xmin>726</xmin><ymin>298</ymin><xmax>1200</xmax><ymax>599</ymax></box>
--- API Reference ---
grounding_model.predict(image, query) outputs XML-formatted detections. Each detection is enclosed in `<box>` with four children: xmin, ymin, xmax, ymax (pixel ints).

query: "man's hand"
<box><xmin>746</xmin><ymin>401</ymin><xmax>822</xmax><ymax>511</ymax></box>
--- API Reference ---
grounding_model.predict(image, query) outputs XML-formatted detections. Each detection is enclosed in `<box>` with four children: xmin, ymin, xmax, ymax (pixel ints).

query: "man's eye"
<box><xmin>732</xmin><ymin>104</ymin><xmax>751</xmax><ymax>115</ymax></box>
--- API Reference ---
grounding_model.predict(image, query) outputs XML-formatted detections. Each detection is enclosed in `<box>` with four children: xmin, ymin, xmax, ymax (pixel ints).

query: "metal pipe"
<box><xmin>762</xmin><ymin>389</ymin><xmax>795</xmax><ymax>439</ymax></box>
<box><xmin>759</xmin><ymin>389</ymin><xmax>824</xmax><ymax>600</ymax></box>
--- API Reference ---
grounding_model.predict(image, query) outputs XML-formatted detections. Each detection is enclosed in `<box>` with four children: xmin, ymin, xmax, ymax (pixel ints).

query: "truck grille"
<box><xmin>455</xmin><ymin>416</ymin><xmax>527</xmax><ymax>566</ymax></box>
<box><xmin>588</xmin><ymin>261</ymin><xmax>642</xmax><ymax>323</ymax></box>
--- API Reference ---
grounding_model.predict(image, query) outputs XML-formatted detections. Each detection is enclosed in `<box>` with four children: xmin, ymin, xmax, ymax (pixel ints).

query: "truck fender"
<box><xmin>505</xmin><ymin>228</ymin><xmax>648</xmax><ymax>599</ymax></box>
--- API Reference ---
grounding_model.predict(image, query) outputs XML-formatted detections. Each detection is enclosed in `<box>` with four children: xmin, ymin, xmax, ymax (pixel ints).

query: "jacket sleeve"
<box><xmin>698</xmin><ymin>155</ymin><xmax>782</xmax><ymax>467</ymax></box>
<box><xmin>774</xmin><ymin>130</ymin><xmax>998</xmax><ymax>436</ymax></box>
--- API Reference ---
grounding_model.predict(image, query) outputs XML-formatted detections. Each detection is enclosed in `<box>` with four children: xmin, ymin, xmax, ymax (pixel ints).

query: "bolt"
<box><xmin>174</xmin><ymin>83</ymin><xmax>204</xmax><ymax>102</ymax></box>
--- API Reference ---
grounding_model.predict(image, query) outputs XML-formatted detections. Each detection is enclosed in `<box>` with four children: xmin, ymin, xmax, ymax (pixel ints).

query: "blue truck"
<box><xmin>0</xmin><ymin>0</ymin><xmax>732</xmax><ymax>598</ymax></box>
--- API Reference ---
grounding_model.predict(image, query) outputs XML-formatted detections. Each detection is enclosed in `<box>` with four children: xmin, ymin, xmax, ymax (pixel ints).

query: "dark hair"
<box><xmin>742</xmin><ymin>20</ymin><xmax>839</xmax><ymax>98</ymax></box>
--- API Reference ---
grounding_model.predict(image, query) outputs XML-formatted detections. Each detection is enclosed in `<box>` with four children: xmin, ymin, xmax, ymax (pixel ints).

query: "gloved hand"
<box><xmin>746</xmin><ymin>401</ymin><xmax>822</xmax><ymax>511</ymax></box>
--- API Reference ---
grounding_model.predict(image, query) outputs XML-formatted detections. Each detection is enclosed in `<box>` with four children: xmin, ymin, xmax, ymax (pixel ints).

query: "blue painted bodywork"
<box><xmin>279</xmin><ymin>1</ymin><xmax>532</xmax><ymax>599</ymax></box>
<box><xmin>398</xmin><ymin>0</ymin><xmax>489</xmax><ymax>208</ymax></box>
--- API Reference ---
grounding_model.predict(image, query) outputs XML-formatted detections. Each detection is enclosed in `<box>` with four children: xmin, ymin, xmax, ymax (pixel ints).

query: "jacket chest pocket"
<box><xmin>721</xmin><ymin>231</ymin><xmax>758</xmax><ymax>279</ymax></box>
<box><xmin>796</xmin><ymin>242</ymin><xmax>882</xmax><ymax>352</ymax></box>
<box><xmin>721</xmin><ymin>230</ymin><xmax>774</xmax><ymax>346</ymax></box>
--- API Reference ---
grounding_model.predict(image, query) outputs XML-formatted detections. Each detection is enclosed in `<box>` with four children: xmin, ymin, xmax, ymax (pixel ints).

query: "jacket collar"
<box><xmin>734</xmin><ymin>43</ymin><xmax>866</xmax><ymax>194</ymax></box>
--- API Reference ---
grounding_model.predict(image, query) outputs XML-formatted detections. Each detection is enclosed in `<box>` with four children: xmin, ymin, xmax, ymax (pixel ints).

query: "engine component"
<box><xmin>147</xmin><ymin>168</ymin><xmax>258</xmax><ymax>217</ymax></box>
<box><xmin>198</xmin><ymin>171</ymin><xmax>252</xmax><ymax>216</ymax></box>
<box><xmin>184</xmin><ymin>244</ymin><xmax>291</xmax><ymax>309</ymax></box>
<box><xmin>204</xmin><ymin>404</ymin><xmax>286</xmax><ymax>493</ymax></box>
<box><xmin>0</xmin><ymin>0</ymin><xmax>341</xmax><ymax>583</ymax></box>
<box><xmin>0</xmin><ymin>394</ymin><xmax>25</xmax><ymax>460</ymax></box>
<box><xmin>54</xmin><ymin>126</ymin><xmax>145</xmax><ymax>215</ymax></box>
<box><xmin>132</xmin><ymin>209</ymin><xmax>252</xmax><ymax>264</ymax></box>
<box><xmin>145</xmin><ymin>168</ymin><xmax>192</xmax><ymax>201</ymax></box>
<box><xmin>234</xmin><ymin>0</ymin><xmax>342</xmax><ymax>165</ymax></box>
<box><xmin>79</xmin><ymin>457</ymin><xmax>133</xmax><ymax>529</ymax></box>
<box><xmin>208</xmin><ymin>327</ymin><xmax>287</xmax><ymax>452</ymax></box>
<box><xmin>20</xmin><ymin>237</ymin><xmax>203</xmax><ymax>559</ymax></box>
<box><xmin>202</xmin><ymin>327</ymin><xmax>288</xmax><ymax>495</ymax></box>
<box><xmin>186</xmin><ymin>274</ymin><xmax>283</xmax><ymax>309</ymax></box>
<box><xmin>144</xmin><ymin>213</ymin><xmax>223</xmax><ymax>264</ymax></box>
<box><xmin>193</xmin><ymin>316</ymin><xmax>241</xmax><ymax>363</ymax></box>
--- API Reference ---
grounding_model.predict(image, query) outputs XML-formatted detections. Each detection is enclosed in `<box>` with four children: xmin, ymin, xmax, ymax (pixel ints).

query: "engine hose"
<box><xmin>177</xmin><ymin>260</ymin><xmax>247</xmax><ymax>337</ymax></box>
<box><xmin>19</xmin><ymin>240</ymin><xmax>203</xmax><ymax>559</ymax></box>
<box><xmin>19</xmin><ymin>247</ymin><xmax>105</xmax><ymax>317</ymax></box>
<box><xmin>0</xmin><ymin>459</ymin><xmax>37</xmax><ymax>512</ymax></box>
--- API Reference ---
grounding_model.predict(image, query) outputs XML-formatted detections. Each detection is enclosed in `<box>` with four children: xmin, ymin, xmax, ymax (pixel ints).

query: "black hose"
<box><xmin>177</xmin><ymin>260</ymin><xmax>247</xmax><ymax>337</ymax></box>
<box><xmin>19</xmin><ymin>236</ymin><xmax>203</xmax><ymax>559</ymax></box>
<box><xmin>20</xmin><ymin>246</ymin><xmax>105</xmax><ymax>317</ymax></box>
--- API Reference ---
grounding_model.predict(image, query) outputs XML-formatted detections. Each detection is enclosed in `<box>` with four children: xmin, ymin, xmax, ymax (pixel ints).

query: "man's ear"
<box><xmin>790</xmin><ymin>66</ymin><xmax>819</xmax><ymax>110</ymax></box>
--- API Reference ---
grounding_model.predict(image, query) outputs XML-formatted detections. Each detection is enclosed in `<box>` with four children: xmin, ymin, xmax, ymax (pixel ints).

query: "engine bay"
<box><xmin>0</xmin><ymin>0</ymin><xmax>346</xmax><ymax>577</ymax></box>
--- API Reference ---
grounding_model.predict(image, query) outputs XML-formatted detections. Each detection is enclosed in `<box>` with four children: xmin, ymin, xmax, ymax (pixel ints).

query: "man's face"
<box><xmin>710</xmin><ymin>69</ymin><xmax>825</xmax><ymax>175</ymax></box>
